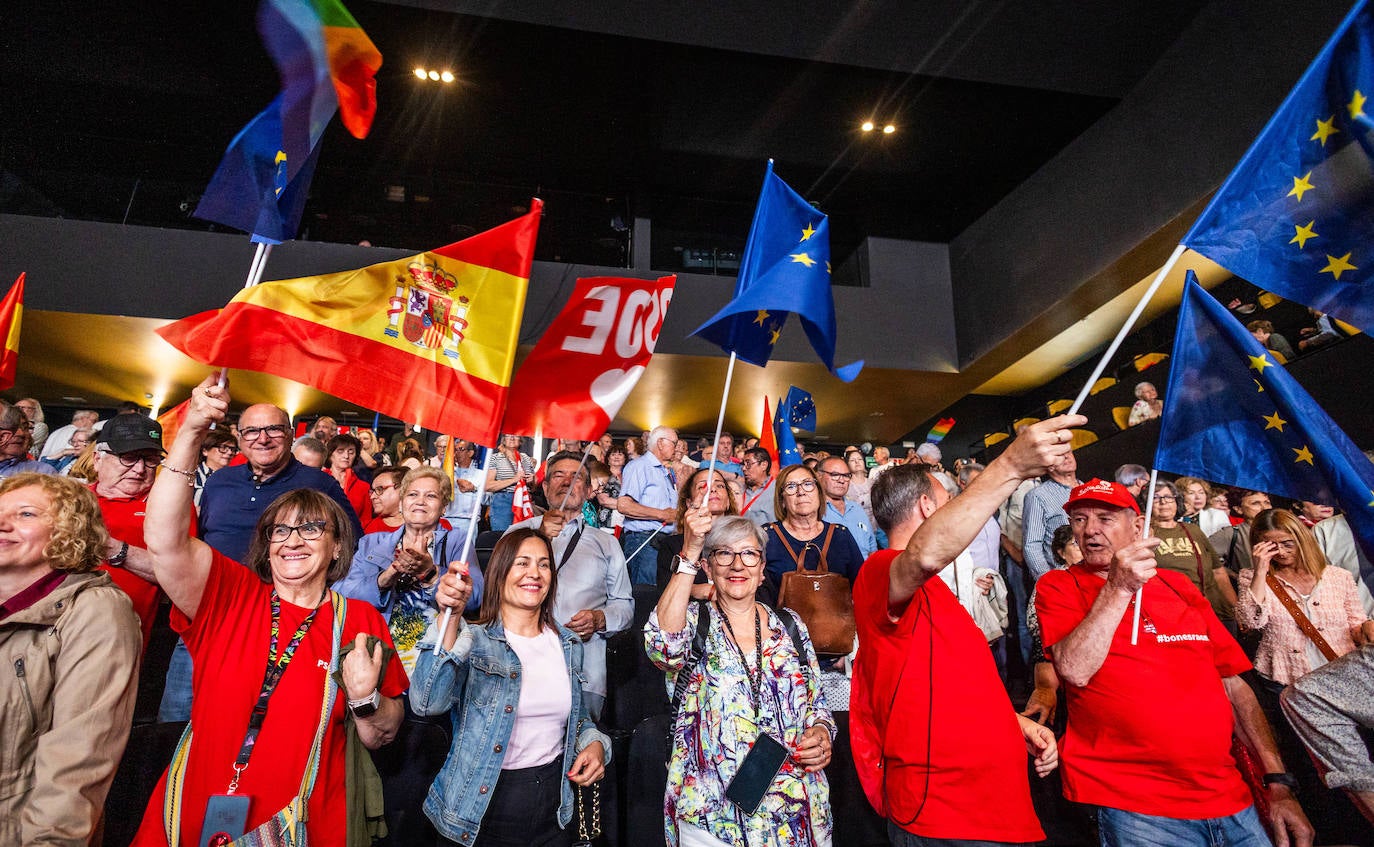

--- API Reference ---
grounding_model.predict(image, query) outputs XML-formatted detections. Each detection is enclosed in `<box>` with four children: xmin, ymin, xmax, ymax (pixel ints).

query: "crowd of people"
<box><xmin>2</xmin><ymin>380</ymin><xmax>1374</xmax><ymax>847</ymax></box>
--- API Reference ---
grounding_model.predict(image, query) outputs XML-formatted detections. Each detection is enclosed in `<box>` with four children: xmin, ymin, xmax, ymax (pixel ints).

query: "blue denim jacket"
<box><xmin>410</xmin><ymin>617</ymin><xmax>611</xmax><ymax>845</ymax></box>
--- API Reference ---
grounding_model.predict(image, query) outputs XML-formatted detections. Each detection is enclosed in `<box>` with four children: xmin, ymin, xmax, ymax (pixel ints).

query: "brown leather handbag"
<box><xmin>772</xmin><ymin>523</ymin><xmax>857</xmax><ymax>656</ymax></box>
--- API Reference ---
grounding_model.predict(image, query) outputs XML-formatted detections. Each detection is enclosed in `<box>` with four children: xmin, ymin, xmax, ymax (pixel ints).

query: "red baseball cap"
<box><xmin>1063</xmin><ymin>478</ymin><xmax>1140</xmax><ymax>514</ymax></box>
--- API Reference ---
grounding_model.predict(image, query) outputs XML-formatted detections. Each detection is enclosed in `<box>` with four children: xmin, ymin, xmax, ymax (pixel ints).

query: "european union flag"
<box><xmin>1156</xmin><ymin>274</ymin><xmax>1374</xmax><ymax>594</ymax></box>
<box><xmin>774</xmin><ymin>396</ymin><xmax>803</xmax><ymax>467</ymax></box>
<box><xmin>1183</xmin><ymin>0</ymin><xmax>1374</xmax><ymax>331</ymax></box>
<box><xmin>691</xmin><ymin>161</ymin><xmax>863</xmax><ymax>381</ymax></box>
<box><xmin>783</xmin><ymin>385</ymin><xmax>816</xmax><ymax>432</ymax></box>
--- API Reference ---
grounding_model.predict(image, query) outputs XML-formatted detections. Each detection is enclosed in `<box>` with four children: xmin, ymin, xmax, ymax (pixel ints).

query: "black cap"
<box><xmin>97</xmin><ymin>414</ymin><xmax>164</xmax><ymax>454</ymax></box>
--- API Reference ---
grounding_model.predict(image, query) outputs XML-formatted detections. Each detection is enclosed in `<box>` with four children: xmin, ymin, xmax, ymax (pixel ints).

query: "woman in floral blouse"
<box><xmin>646</xmin><ymin>514</ymin><xmax>834</xmax><ymax>847</ymax></box>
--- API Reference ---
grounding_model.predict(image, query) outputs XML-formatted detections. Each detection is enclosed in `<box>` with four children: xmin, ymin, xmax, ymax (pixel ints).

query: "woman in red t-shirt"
<box><xmin>136</xmin><ymin>375</ymin><xmax>407</xmax><ymax>846</ymax></box>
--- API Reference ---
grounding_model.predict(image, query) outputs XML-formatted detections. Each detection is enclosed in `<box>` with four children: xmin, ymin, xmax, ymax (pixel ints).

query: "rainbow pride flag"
<box><xmin>925</xmin><ymin>417</ymin><xmax>955</xmax><ymax>444</ymax></box>
<box><xmin>195</xmin><ymin>0</ymin><xmax>382</xmax><ymax>243</ymax></box>
<box><xmin>160</xmin><ymin>202</ymin><xmax>542</xmax><ymax>445</ymax></box>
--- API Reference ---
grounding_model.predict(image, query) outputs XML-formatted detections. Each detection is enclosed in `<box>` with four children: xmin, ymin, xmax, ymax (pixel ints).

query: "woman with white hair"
<box><xmin>1128</xmin><ymin>381</ymin><xmax>1163</xmax><ymax>426</ymax></box>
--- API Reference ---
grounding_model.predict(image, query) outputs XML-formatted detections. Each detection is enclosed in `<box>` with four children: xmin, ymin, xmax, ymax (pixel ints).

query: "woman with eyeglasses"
<box><xmin>193</xmin><ymin>428</ymin><xmax>237</xmax><ymax>506</ymax></box>
<box><xmin>1149</xmin><ymin>479</ymin><xmax>1240</xmax><ymax>634</ymax></box>
<box><xmin>136</xmin><ymin>375</ymin><xmax>407</xmax><ymax>846</ymax></box>
<box><xmin>761</xmin><ymin>465</ymin><xmax>864</xmax><ymax>607</ymax></box>
<box><xmin>339</xmin><ymin>466</ymin><xmax>484</xmax><ymax>673</ymax></box>
<box><xmin>655</xmin><ymin>466</ymin><xmax>739</xmax><ymax>592</ymax></box>
<box><xmin>647</xmin><ymin>515</ymin><xmax>834</xmax><ymax>846</ymax></box>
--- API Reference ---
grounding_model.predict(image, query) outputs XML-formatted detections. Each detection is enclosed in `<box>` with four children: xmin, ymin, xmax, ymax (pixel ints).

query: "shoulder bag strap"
<box><xmin>296</xmin><ymin>592</ymin><xmax>348</xmax><ymax>801</ymax></box>
<box><xmin>770</xmin><ymin>524</ymin><xmax>807</xmax><ymax>572</ymax></box>
<box><xmin>670</xmin><ymin>600</ymin><xmax>712</xmax><ymax>714</ymax></box>
<box><xmin>777</xmin><ymin>609</ymin><xmax>810</xmax><ymax>681</ymax></box>
<box><xmin>162</xmin><ymin>722</ymin><xmax>195</xmax><ymax>846</ymax></box>
<box><xmin>1184</xmin><ymin>527</ymin><xmax>1208</xmax><ymax>589</ymax></box>
<box><xmin>815</xmin><ymin>524</ymin><xmax>836</xmax><ymax>574</ymax></box>
<box><xmin>1264</xmin><ymin>572</ymin><xmax>1339</xmax><ymax>661</ymax></box>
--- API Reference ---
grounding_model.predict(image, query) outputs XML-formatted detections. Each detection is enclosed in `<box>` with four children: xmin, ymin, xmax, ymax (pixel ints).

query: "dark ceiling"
<box><xmin>1</xmin><ymin>0</ymin><xmax>1206</xmax><ymax>269</ymax></box>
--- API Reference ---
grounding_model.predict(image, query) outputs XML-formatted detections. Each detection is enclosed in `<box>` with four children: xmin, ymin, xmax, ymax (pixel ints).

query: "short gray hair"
<box><xmin>1115</xmin><ymin>463</ymin><xmax>1149</xmax><ymax>488</ymax></box>
<box><xmin>701</xmin><ymin>515</ymin><xmax>765</xmax><ymax>557</ymax></box>
<box><xmin>647</xmin><ymin>425</ymin><xmax>676</xmax><ymax>451</ymax></box>
<box><xmin>915</xmin><ymin>443</ymin><xmax>942</xmax><ymax>462</ymax></box>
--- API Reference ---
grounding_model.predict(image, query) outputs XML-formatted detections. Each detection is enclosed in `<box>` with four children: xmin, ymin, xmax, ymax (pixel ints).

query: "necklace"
<box><xmin>717</xmin><ymin>601</ymin><xmax>764</xmax><ymax>717</ymax></box>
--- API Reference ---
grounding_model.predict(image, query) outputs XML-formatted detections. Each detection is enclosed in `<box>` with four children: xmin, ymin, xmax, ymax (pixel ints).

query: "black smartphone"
<box><xmin>723</xmin><ymin>732</ymin><xmax>788</xmax><ymax>816</ymax></box>
<box><xmin>199</xmin><ymin>794</ymin><xmax>250</xmax><ymax>847</ymax></box>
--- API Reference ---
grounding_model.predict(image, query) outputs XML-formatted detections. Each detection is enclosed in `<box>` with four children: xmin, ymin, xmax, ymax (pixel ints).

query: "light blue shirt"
<box><xmin>824</xmin><ymin>497</ymin><xmax>877</xmax><ymax>556</ymax></box>
<box><xmin>620</xmin><ymin>452</ymin><xmax>677</xmax><ymax>533</ymax></box>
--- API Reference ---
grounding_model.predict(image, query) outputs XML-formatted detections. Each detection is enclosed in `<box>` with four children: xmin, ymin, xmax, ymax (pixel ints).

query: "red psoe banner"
<box><xmin>503</xmin><ymin>275</ymin><xmax>676</xmax><ymax>440</ymax></box>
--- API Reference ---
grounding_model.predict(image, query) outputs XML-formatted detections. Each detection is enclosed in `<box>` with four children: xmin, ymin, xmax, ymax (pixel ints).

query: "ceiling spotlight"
<box><xmin>883</xmin><ymin>124</ymin><xmax>896</xmax><ymax>134</ymax></box>
<box><xmin>428</xmin><ymin>70</ymin><xmax>440</xmax><ymax>81</ymax></box>
<box><xmin>413</xmin><ymin>67</ymin><xmax>427</xmax><ymax>80</ymax></box>
<box><xmin>860</xmin><ymin>120</ymin><xmax>875</xmax><ymax>132</ymax></box>
<box><xmin>440</xmin><ymin>70</ymin><xmax>455</xmax><ymax>83</ymax></box>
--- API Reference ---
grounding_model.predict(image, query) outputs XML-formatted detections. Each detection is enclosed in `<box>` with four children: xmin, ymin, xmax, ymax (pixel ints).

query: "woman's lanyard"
<box><xmin>717</xmin><ymin>602</ymin><xmax>764</xmax><ymax>718</ymax></box>
<box><xmin>228</xmin><ymin>590</ymin><xmax>325</xmax><ymax>793</ymax></box>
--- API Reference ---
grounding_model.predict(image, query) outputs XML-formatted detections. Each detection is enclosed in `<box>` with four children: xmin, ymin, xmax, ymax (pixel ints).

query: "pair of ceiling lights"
<box><xmin>413</xmin><ymin>68</ymin><xmax>456</xmax><ymax>83</ymax></box>
<box><xmin>860</xmin><ymin>121</ymin><xmax>896</xmax><ymax>134</ymax></box>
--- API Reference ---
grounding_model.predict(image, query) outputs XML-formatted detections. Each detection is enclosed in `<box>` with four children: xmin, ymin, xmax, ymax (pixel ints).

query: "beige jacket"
<box><xmin>1</xmin><ymin>571</ymin><xmax>141</xmax><ymax>846</ymax></box>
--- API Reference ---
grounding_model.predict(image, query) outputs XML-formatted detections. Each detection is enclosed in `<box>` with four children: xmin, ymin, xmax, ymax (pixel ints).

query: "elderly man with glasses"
<box><xmin>818</xmin><ymin>455</ymin><xmax>877</xmax><ymax>556</ymax></box>
<box><xmin>0</xmin><ymin>402</ymin><xmax>54</xmax><ymax>479</ymax></box>
<box><xmin>159</xmin><ymin>402</ymin><xmax>363</xmax><ymax>721</ymax></box>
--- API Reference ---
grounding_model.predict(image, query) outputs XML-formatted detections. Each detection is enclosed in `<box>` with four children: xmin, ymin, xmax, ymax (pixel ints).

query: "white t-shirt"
<box><xmin>502</xmin><ymin>626</ymin><xmax>572</xmax><ymax>769</ymax></box>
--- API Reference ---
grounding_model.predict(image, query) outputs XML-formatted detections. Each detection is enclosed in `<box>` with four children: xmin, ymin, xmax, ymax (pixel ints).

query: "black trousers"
<box><xmin>438</xmin><ymin>759</ymin><xmax>573</xmax><ymax>847</ymax></box>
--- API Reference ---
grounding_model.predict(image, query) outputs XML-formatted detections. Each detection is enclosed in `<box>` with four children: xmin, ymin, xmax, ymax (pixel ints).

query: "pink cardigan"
<box><xmin>1236</xmin><ymin>565</ymin><xmax>1365</xmax><ymax>684</ymax></box>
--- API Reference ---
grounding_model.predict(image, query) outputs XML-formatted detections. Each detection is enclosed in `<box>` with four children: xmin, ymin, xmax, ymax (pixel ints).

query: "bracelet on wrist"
<box><xmin>159</xmin><ymin>462</ymin><xmax>197</xmax><ymax>487</ymax></box>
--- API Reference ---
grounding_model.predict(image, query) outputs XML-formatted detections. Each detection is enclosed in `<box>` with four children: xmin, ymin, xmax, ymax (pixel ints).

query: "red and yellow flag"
<box><xmin>0</xmin><ymin>274</ymin><xmax>25</xmax><ymax>391</ymax></box>
<box><xmin>758</xmin><ymin>394</ymin><xmax>778</xmax><ymax>468</ymax></box>
<box><xmin>159</xmin><ymin>202</ymin><xmax>542</xmax><ymax>445</ymax></box>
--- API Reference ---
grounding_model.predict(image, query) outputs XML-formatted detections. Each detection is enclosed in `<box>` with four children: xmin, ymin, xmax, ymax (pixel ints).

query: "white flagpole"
<box><xmin>434</xmin><ymin>441</ymin><xmax>494</xmax><ymax>646</ymax></box>
<box><xmin>704</xmin><ymin>352</ymin><xmax>739</xmax><ymax>502</ymax></box>
<box><xmin>214</xmin><ymin>241</ymin><xmax>275</xmax><ymax>403</ymax></box>
<box><xmin>556</xmin><ymin>449</ymin><xmax>593</xmax><ymax>512</ymax></box>
<box><xmin>1067</xmin><ymin>244</ymin><xmax>1187</xmax><ymax>416</ymax></box>
<box><xmin>1132</xmin><ymin>469</ymin><xmax>1159</xmax><ymax>645</ymax></box>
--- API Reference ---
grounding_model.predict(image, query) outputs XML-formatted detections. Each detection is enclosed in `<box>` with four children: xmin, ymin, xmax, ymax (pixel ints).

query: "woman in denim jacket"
<box><xmin>412</xmin><ymin>527</ymin><xmax>610</xmax><ymax>847</ymax></box>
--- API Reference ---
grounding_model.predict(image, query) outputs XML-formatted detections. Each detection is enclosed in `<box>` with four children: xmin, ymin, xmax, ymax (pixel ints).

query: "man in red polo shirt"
<box><xmin>851</xmin><ymin>416</ymin><xmax>1080</xmax><ymax>845</ymax></box>
<box><xmin>93</xmin><ymin>413</ymin><xmax>196</xmax><ymax>650</ymax></box>
<box><xmin>1037</xmin><ymin>479</ymin><xmax>1312</xmax><ymax>846</ymax></box>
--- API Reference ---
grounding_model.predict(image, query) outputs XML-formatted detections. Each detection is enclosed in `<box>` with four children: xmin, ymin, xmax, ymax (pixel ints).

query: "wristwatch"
<box><xmin>675</xmin><ymin>555</ymin><xmax>699</xmax><ymax>576</ymax></box>
<box><xmin>348</xmin><ymin>689</ymin><xmax>381</xmax><ymax>718</ymax></box>
<box><xmin>1262</xmin><ymin>772</ymin><xmax>1299</xmax><ymax>791</ymax></box>
<box><xmin>108</xmin><ymin>541</ymin><xmax>129</xmax><ymax>568</ymax></box>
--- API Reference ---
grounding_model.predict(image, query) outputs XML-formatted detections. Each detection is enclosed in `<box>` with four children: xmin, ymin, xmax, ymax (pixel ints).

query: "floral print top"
<box><xmin>645</xmin><ymin>603</ymin><xmax>834</xmax><ymax>847</ymax></box>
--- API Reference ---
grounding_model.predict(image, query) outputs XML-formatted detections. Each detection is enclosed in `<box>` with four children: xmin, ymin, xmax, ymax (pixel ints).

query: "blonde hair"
<box><xmin>64</xmin><ymin>442</ymin><xmax>100</xmax><ymax>483</ymax></box>
<box><xmin>1252</xmin><ymin>509</ymin><xmax>1326</xmax><ymax>579</ymax></box>
<box><xmin>0</xmin><ymin>473</ymin><xmax>109</xmax><ymax>572</ymax></box>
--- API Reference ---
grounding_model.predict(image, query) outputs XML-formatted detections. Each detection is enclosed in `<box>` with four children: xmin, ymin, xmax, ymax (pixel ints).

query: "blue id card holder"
<box><xmin>199</xmin><ymin>793</ymin><xmax>250</xmax><ymax>847</ymax></box>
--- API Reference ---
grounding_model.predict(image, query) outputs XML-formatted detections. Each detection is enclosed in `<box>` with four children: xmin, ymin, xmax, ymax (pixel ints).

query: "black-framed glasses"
<box><xmin>209</xmin><ymin>444</ymin><xmax>237</xmax><ymax>455</ymax></box>
<box><xmin>240</xmin><ymin>424</ymin><xmax>289</xmax><ymax>441</ymax></box>
<box><xmin>268</xmin><ymin>520</ymin><xmax>328</xmax><ymax>543</ymax></box>
<box><xmin>783</xmin><ymin>479</ymin><xmax>818</xmax><ymax>494</ymax></box>
<box><xmin>708</xmin><ymin>548</ymin><xmax>763</xmax><ymax>567</ymax></box>
<box><xmin>819</xmin><ymin>470</ymin><xmax>852</xmax><ymax>481</ymax></box>
<box><xmin>1152</xmin><ymin>495</ymin><xmax>1176</xmax><ymax>503</ymax></box>
<box><xmin>104</xmin><ymin>450</ymin><xmax>163</xmax><ymax>469</ymax></box>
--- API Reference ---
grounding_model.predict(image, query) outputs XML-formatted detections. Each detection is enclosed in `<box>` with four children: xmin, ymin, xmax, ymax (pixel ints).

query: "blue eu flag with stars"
<box><xmin>783</xmin><ymin>385</ymin><xmax>816</xmax><ymax>432</ymax></box>
<box><xmin>1155</xmin><ymin>273</ymin><xmax>1374</xmax><ymax>594</ymax></box>
<box><xmin>1183</xmin><ymin>0</ymin><xmax>1374</xmax><ymax>331</ymax></box>
<box><xmin>773</xmin><ymin>396</ymin><xmax>803</xmax><ymax>467</ymax></box>
<box><xmin>691</xmin><ymin>161</ymin><xmax>863</xmax><ymax>381</ymax></box>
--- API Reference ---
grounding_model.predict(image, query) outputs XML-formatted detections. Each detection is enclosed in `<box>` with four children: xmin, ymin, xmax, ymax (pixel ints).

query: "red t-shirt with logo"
<box><xmin>1036</xmin><ymin>565</ymin><xmax>1253</xmax><ymax>818</ymax></box>
<box><xmin>97</xmin><ymin>492</ymin><xmax>197</xmax><ymax>650</ymax></box>
<box><xmin>130</xmin><ymin>551</ymin><xmax>408</xmax><ymax>846</ymax></box>
<box><xmin>850</xmin><ymin>549</ymin><xmax>1043</xmax><ymax>841</ymax></box>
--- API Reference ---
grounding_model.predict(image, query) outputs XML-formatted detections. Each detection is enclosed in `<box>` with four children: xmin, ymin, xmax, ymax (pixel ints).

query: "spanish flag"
<box><xmin>0</xmin><ymin>274</ymin><xmax>24</xmax><ymax>391</ymax></box>
<box><xmin>159</xmin><ymin>202</ymin><xmax>541</xmax><ymax>445</ymax></box>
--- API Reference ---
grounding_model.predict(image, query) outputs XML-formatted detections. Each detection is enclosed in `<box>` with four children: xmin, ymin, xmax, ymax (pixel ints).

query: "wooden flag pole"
<box><xmin>434</xmin><ymin>440</ymin><xmax>494</xmax><ymax>647</ymax></box>
<box><xmin>1068</xmin><ymin>244</ymin><xmax>1187</xmax><ymax>416</ymax></box>
<box><xmin>1132</xmin><ymin>469</ymin><xmax>1159</xmax><ymax>645</ymax></box>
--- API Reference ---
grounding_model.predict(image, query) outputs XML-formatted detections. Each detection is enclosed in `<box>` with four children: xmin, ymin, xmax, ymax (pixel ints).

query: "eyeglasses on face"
<box><xmin>268</xmin><ymin>520</ymin><xmax>329</xmax><ymax>543</ymax></box>
<box><xmin>1152</xmin><ymin>495</ymin><xmax>1176</xmax><ymax>503</ymax></box>
<box><xmin>819</xmin><ymin>470</ymin><xmax>852</xmax><ymax>481</ymax></box>
<box><xmin>708</xmin><ymin>548</ymin><xmax>763</xmax><ymax>567</ymax></box>
<box><xmin>1270</xmin><ymin>539</ymin><xmax>1298</xmax><ymax>550</ymax></box>
<box><xmin>783</xmin><ymin>479</ymin><xmax>818</xmax><ymax>494</ymax></box>
<box><xmin>106</xmin><ymin>450</ymin><xmax>163</xmax><ymax>469</ymax></box>
<box><xmin>240</xmin><ymin>424</ymin><xmax>289</xmax><ymax>441</ymax></box>
<box><xmin>209</xmin><ymin>444</ymin><xmax>237</xmax><ymax>454</ymax></box>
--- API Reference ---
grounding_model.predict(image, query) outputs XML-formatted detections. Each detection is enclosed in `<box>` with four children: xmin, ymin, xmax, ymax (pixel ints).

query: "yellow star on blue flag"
<box><xmin>1182</xmin><ymin>1</ymin><xmax>1374</xmax><ymax>332</ymax></box>
<box><xmin>1156</xmin><ymin>273</ymin><xmax>1374</xmax><ymax>599</ymax></box>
